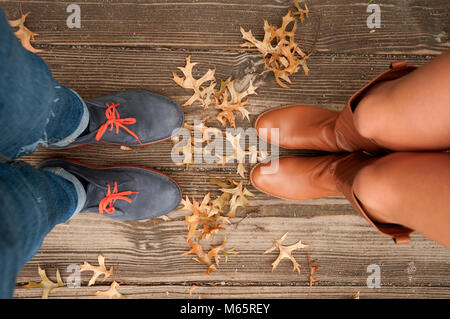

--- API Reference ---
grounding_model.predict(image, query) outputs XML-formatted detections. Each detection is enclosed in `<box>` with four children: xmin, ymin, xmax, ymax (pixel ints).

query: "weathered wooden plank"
<box><xmin>9</xmin><ymin>48</ymin><xmax>435</xmax><ymax>111</ymax></box>
<box><xmin>1</xmin><ymin>0</ymin><xmax>449</xmax><ymax>54</ymax></box>
<box><xmin>13</xmin><ymin>284</ymin><xmax>450</xmax><ymax>299</ymax></box>
<box><xmin>15</xmin><ymin>215</ymin><xmax>450</xmax><ymax>288</ymax></box>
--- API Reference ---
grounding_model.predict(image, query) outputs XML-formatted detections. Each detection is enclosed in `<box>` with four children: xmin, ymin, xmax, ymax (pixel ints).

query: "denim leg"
<box><xmin>0</xmin><ymin>8</ymin><xmax>88</xmax><ymax>160</ymax></box>
<box><xmin>0</xmin><ymin>160</ymin><xmax>86</xmax><ymax>298</ymax></box>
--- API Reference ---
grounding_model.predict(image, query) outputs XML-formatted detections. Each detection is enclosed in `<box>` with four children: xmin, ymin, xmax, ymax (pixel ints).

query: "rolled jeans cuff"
<box><xmin>48</xmin><ymin>89</ymin><xmax>89</xmax><ymax>147</ymax></box>
<box><xmin>41</xmin><ymin>167</ymin><xmax>86</xmax><ymax>219</ymax></box>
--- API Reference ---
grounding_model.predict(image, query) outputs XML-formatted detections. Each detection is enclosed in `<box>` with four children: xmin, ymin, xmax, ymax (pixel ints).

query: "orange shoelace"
<box><xmin>98</xmin><ymin>181</ymin><xmax>139</xmax><ymax>216</ymax></box>
<box><xmin>95</xmin><ymin>102</ymin><xmax>142</xmax><ymax>144</ymax></box>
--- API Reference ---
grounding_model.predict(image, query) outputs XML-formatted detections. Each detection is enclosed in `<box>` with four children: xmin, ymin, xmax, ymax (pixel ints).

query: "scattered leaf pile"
<box><xmin>240</xmin><ymin>1</ymin><xmax>310</xmax><ymax>88</ymax></box>
<box><xmin>214</xmin><ymin>79</ymin><xmax>258</xmax><ymax>129</ymax></box>
<box><xmin>24</xmin><ymin>255</ymin><xmax>126</xmax><ymax>299</ymax></box>
<box><xmin>8</xmin><ymin>10</ymin><xmax>43</xmax><ymax>53</ymax></box>
<box><xmin>181</xmin><ymin>177</ymin><xmax>255</xmax><ymax>274</ymax></box>
<box><xmin>211</xmin><ymin>177</ymin><xmax>255</xmax><ymax>218</ymax></box>
<box><xmin>173</xmin><ymin>57</ymin><xmax>258</xmax><ymax>129</ymax></box>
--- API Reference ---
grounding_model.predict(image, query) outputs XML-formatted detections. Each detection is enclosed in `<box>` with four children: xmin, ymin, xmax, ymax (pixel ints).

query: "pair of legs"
<box><xmin>0</xmin><ymin>8</ymin><xmax>183</xmax><ymax>298</ymax></box>
<box><xmin>0</xmin><ymin>9</ymin><xmax>86</xmax><ymax>297</ymax></box>
<box><xmin>252</xmin><ymin>50</ymin><xmax>450</xmax><ymax>248</ymax></box>
<box><xmin>352</xmin><ymin>50</ymin><xmax>450</xmax><ymax>248</ymax></box>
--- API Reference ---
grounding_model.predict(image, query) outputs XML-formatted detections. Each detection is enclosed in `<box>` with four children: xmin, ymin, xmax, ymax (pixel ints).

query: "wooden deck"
<box><xmin>2</xmin><ymin>0</ymin><xmax>449</xmax><ymax>299</ymax></box>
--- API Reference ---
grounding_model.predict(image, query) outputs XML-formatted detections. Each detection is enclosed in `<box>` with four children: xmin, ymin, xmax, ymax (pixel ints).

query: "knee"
<box><xmin>352</xmin><ymin>96</ymin><xmax>382</xmax><ymax>141</ymax></box>
<box><xmin>353</xmin><ymin>161</ymin><xmax>400</xmax><ymax>224</ymax></box>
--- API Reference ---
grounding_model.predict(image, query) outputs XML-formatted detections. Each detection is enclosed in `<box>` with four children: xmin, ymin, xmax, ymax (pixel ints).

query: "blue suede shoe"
<box><xmin>38</xmin><ymin>159</ymin><xmax>181</xmax><ymax>220</ymax></box>
<box><xmin>48</xmin><ymin>90</ymin><xmax>183</xmax><ymax>148</ymax></box>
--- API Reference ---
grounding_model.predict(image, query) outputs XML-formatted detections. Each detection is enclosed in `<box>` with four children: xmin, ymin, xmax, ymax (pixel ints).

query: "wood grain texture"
<box><xmin>14</xmin><ymin>215</ymin><xmax>450</xmax><ymax>288</ymax></box>
<box><xmin>1</xmin><ymin>0</ymin><xmax>449</xmax><ymax>298</ymax></box>
<box><xmin>13</xmin><ymin>285</ymin><xmax>450</xmax><ymax>299</ymax></box>
<box><xmin>1</xmin><ymin>0</ymin><xmax>449</xmax><ymax>54</ymax></box>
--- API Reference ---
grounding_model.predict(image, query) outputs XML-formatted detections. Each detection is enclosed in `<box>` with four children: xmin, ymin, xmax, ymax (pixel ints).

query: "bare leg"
<box><xmin>354</xmin><ymin>50</ymin><xmax>450</xmax><ymax>151</ymax></box>
<box><xmin>353</xmin><ymin>152</ymin><xmax>450</xmax><ymax>248</ymax></box>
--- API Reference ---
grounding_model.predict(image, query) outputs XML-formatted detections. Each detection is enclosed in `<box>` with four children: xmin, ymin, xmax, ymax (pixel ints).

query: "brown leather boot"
<box><xmin>255</xmin><ymin>61</ymin><xmax>417</xmax><ymax>153</ymax></box>
<box><xmin>250</xmin><ymin>152</ymin><xmax>413</xmax><ymax>244</ymax></box>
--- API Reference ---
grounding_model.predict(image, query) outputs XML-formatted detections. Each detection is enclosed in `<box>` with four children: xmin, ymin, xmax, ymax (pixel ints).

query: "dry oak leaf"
<box><xmin>9</xmin><ymin>12</ymin><xmax>43</xmax><ymax>54</ymax></box>
<box><xmin>182</xmin><ymin>193</ymin><xmax>229</xmax><ymax>241</ymax></box>
<box><xmin>183</xmin><ymin>117</ymin><xmax>221</xmax><ymax>144</ymax></box>
<box><xmin>172</xmin><ymin>120</ymin><xmax>218</xmax><ymax>169</ymax></box>
<box><xmin>307</xmin><ymin>253</ymin><xmax>320</xmax><ymax>293</ymax></box>
<box><xmin>172</xmin><ymin>56</ymin><xmax>216</xmax><ymax>108</ymax></box>
<box><xmin>189</xmin><ymin>285</ymin><xmax>197</xmax><ymax>296</ymax></box>
<box><xmin>93</xmin><ymin>281</ymin><xmax>126</xmax><ymax>299</ymax></box>
<box><xmin>216</xmin><ymin>178</ymin><xmax>255</xmax><ymax>218</ymax></box>
<box><xmin>264</xmin><ymin>232</ymin><xmax>308</xmax><ymax>275</ymax></box>
<box><xmin>221</xmin><ymin>247</ymin><xmax>239</xmax><ymax>263</ymax></box>
<box><xmin>247</xmin><ymin>145</ymin><xmax>269</xmax><ymax>163</ymax></box>
<box><xmin>23</xmin><ymin>265</ymin><xmax>65</xmax><ymax>299</ymax></box>
<box><xmin>214</xmin><ymin>131</ymin><xmax>247</xmax><ymax>178</ymax></box>
<box><xmin>79</xmin><ymin>254</ymin><xmax>114</xmax><ymax>286</ymax></box>
<box><xmin>184</xmin><ymin>238</ymin><xmax>225</xmax><ymax>275</ymax></box>
<box><xmin>214</xmin><ymin>80</ymin><xmax>258</xmax><ymax>128</ymax></box>
<box><xmin>171</xmin><ymin>133</ymin><xmax>195</xmax><ymax>169</ymax></box>
<box><xmin>293</xmin><ymin>1</ymin><xmax>310</xmax><ymax>24</ymax></box>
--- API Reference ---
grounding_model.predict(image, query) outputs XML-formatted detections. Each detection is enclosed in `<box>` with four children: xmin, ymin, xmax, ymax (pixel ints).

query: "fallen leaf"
<box><xmin>172</xmin><ymin>56</ymin><xmax>216</xmax><ymax>108</ymax></box>
<box><xmin>8</xmin><ymin>11</ymin><xmax>43</xmax><ymax>53</ymax></box>
<box><xmin>353</xmin><ymin>291</ymin><xmax>360</xmax><ymax>299</ymax></box>
<box><xmin>237</xmin><ymin>163</ymin><xmax>247</xmax><ymax>178</ymax></box>
<box><xmin>292</xmin><ymin>1</ymin><xmax>310</xmax><ymax>24</ymax></box>
<box><xmin>215</xmin><ymin>80</ymin><xmax>257</xmax><ymax>128</ymax></box>
<box><xmin>221</xmin><ymin>247</ymin><xmax>239</xmax><ymax>263</ymax></box>
<box><xmin>216</xmin><ymin>178</ymin><xmax>255</xmax><ymax>218</ymax></box>
<box><xmin>182</xmin><ymin>194</ymin><xmax>225</xmax><ymax>241</ymax></box>
<box><xmin>79</xmin><ymin>254</ymin><xmax>114</xmax><ymax>286</ymax></box>
<box><xmin>264</xmin><ymin>232</ymin><xmax>308</xmax><ymax>274</ymax></box>
<box><xmin>93</xmin><ymin>281</ymin><xmax>126</xmax><ymax>299</ymax></box>
<box><xmin>23</xmin><ymin>266</ymin><xmax>65</xmax><ymax>299</ymax></box>
<box><xmin>184</xmin><ymin>238</ymin><xmax>226</xmax><ymax>275</ymax></box>
<box><xmin>307</xmin><ymin>253</ymin><xmax>320</xmax><ymax>294</ymax></box>
<box><xmin>158</xmin><ymin>215</ymin><xmax>171</xmax><ymax>222</ymax></box>
<box><xmin>171</xmin><ymin>132</ymin><xmax>194</xmax><ymax>169</ymax></box>
<box><xmin>248</xmin><ymin>145</ymin><xmax>270</xmax><ymax>163</ymax></box>
<box><xmin>172</xmin><ymin>120</ymin><xmax>217</xmax><ymax>169</ymax></box>
<box><xmin>189</xmin><ymin>285</ymin><xmax>197</xmax><ymax>296</ymax></box>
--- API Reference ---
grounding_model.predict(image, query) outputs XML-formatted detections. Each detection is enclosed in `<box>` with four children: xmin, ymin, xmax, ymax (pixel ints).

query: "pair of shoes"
<box><xmin>40</xmin><ymin>90</ymin><xmax>184</xmax><ymax>221</ymax></box>
<box><xmin>250</xmin><ymin>61</ymin><xmax>416</xmax><ymax>244</ymax></box>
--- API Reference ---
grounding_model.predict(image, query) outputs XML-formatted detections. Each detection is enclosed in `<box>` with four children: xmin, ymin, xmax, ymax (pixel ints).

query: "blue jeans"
<box><xmin>0</xmin><ymin>8</ymin><xmax>87</xmax><ymax>298</ymax></box>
